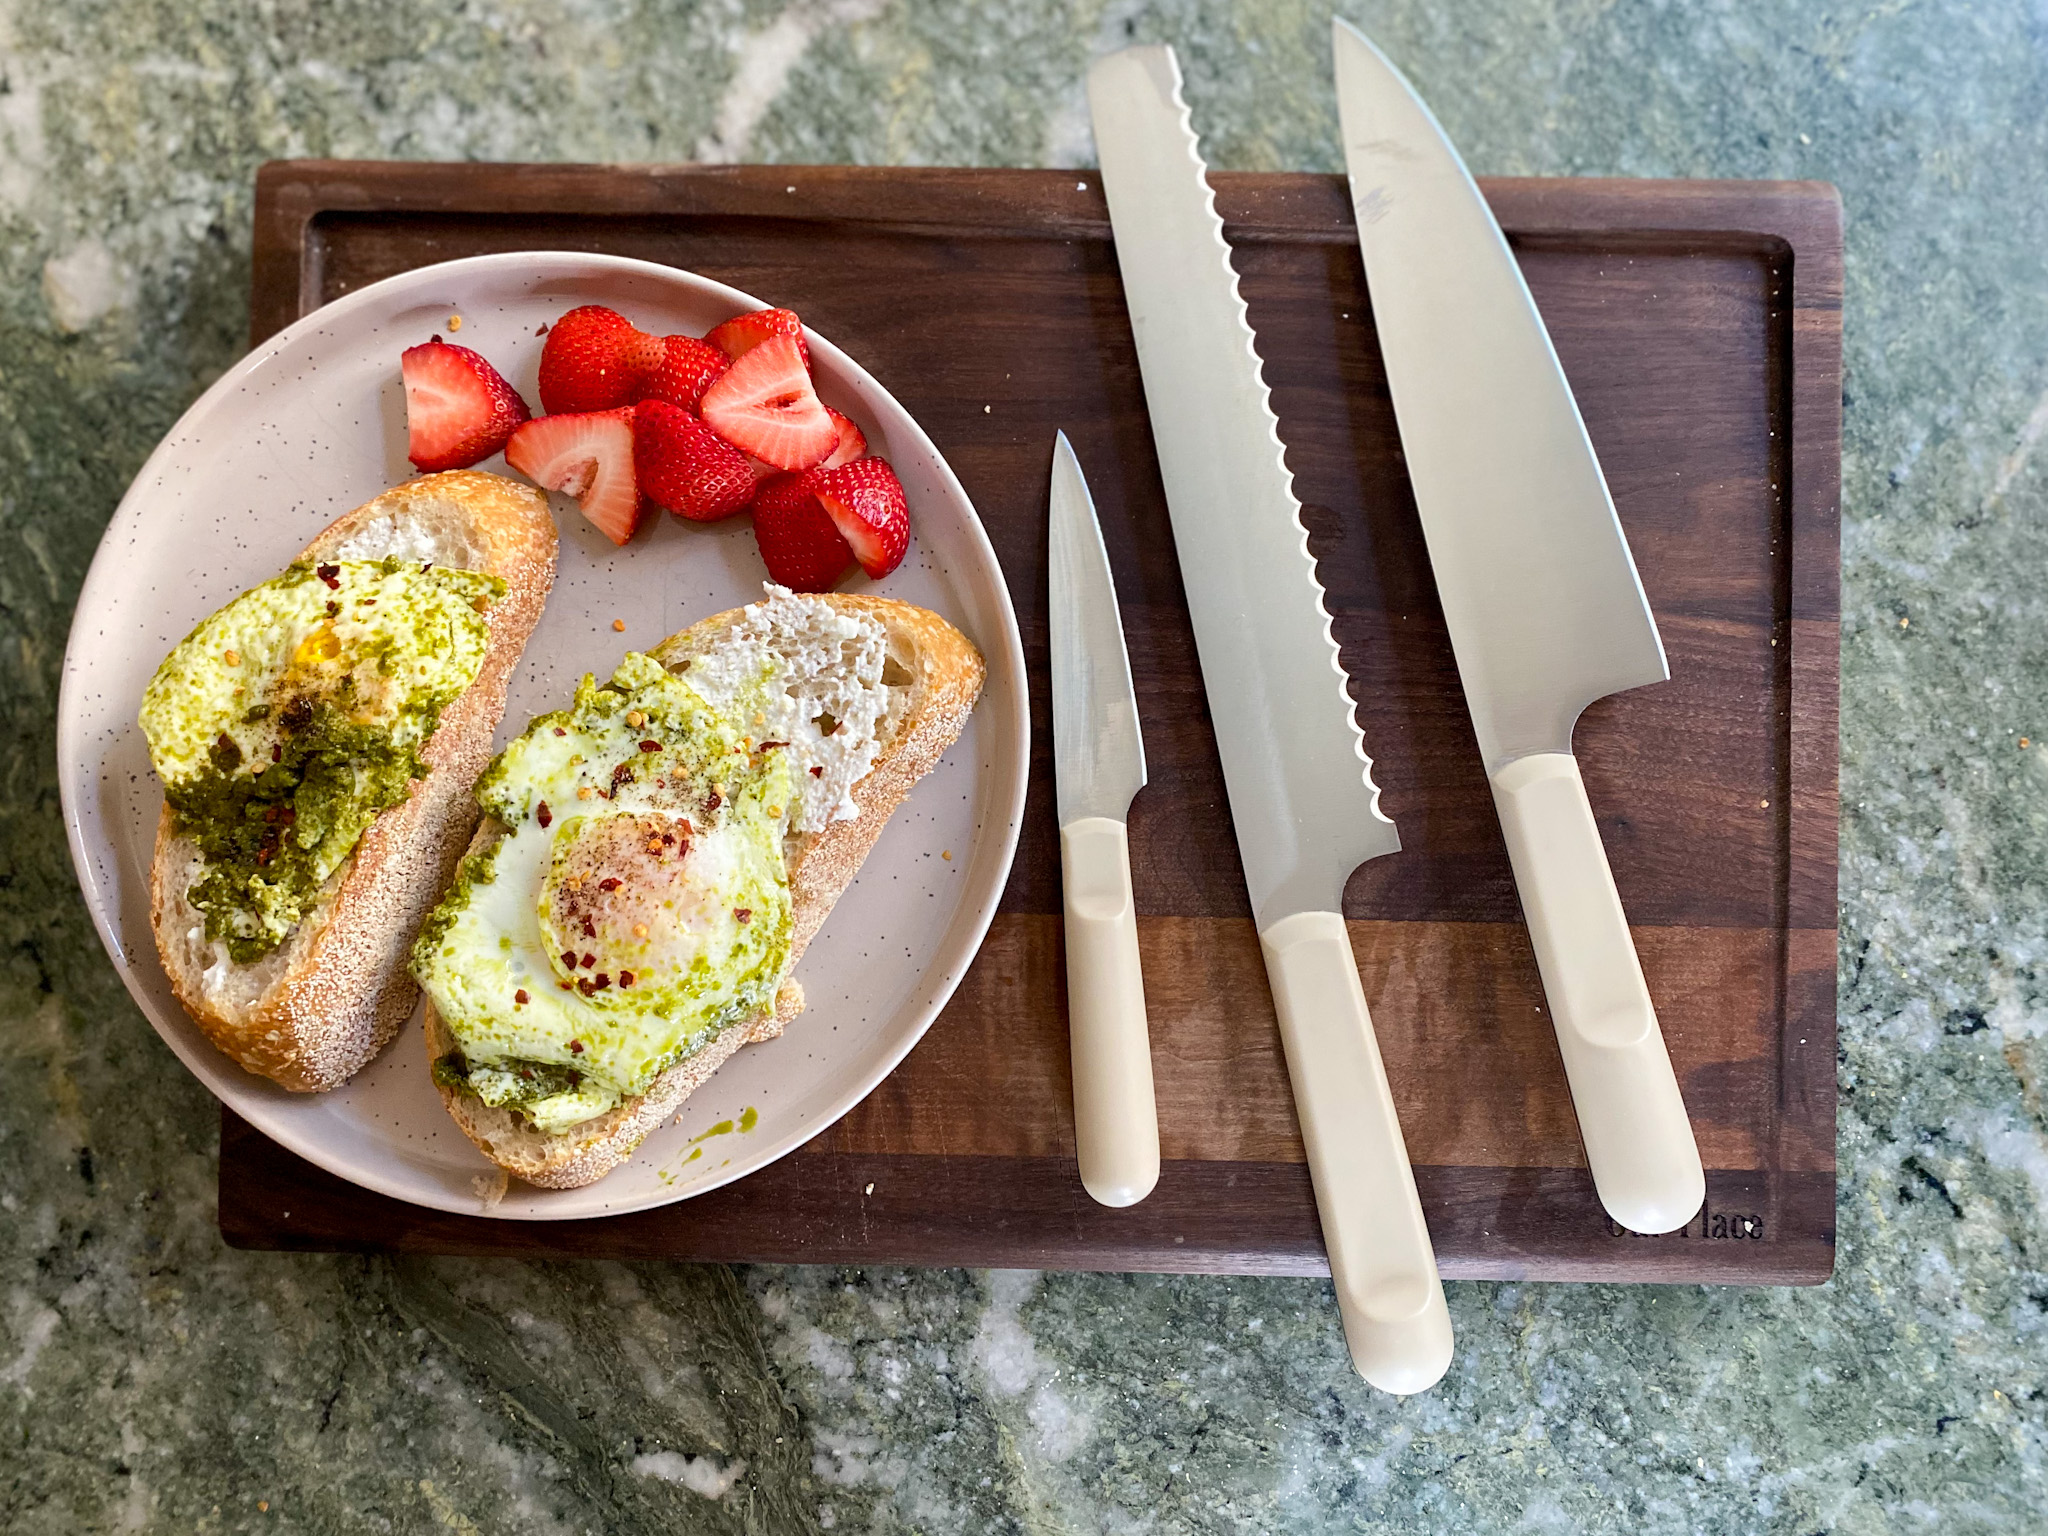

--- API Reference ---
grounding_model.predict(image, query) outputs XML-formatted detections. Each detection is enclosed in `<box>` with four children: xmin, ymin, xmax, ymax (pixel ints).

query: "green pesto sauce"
<box><xmin>142</xmin><ymin>557</ymin><xmax>504</xmax><ymax>961</ymax></box>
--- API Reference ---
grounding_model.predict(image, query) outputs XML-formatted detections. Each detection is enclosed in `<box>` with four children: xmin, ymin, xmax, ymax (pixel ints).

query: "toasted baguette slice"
<box><xmin>150</xmin><ymin>471</ymin><xmax>558</xmax><ymax>1092</ymax></box>
<box><xmin>425</xmin><ymin>593</ymin><xmax>985</xmax><ymax>1189</ymax></box>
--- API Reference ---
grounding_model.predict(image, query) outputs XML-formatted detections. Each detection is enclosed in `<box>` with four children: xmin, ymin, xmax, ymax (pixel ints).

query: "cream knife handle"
<box><xmin>1490</xmin><ymin>751</ymin><xmax>1706</xmax><ymax>1234</ymax></box>
<box><xmin>1259</xmin><ymin>911</ymin><xmax>1453</xmax><ymax>1395</ymax></box>
<box><xmin>1060</xmin><ymin>816</ymin><xmax>1160</xmax><ymax>1207</ymax></box>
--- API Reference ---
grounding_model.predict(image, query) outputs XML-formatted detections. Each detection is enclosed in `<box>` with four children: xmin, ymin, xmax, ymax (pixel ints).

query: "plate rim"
<box><xmin>56</xmin><ymin>249</ymin><xmax>1030</xmax><ymax>1220</ymax></box>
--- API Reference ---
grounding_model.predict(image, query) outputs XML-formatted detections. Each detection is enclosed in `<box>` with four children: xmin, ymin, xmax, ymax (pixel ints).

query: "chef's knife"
<box><xmin>1050</xmin><ymin>429</ymin><xmax>1161</xmax><ymax>1208</ymax></box>
<box><xmin>1332</xmin><ymin>17</ymin><xmax>1706</xmax><ymax>1236</ymax></box>
<box><xmin>1089</xmin><ymin>44</ymin><xmax>1453</xmax><ymax>1394</ymax></box>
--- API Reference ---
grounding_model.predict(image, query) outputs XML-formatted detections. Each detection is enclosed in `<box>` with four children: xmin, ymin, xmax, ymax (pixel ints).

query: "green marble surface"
<box><xmin>3</xmin><ymin>0</ymin><xmax>2045</xmax><ymax>1529</ymax></box>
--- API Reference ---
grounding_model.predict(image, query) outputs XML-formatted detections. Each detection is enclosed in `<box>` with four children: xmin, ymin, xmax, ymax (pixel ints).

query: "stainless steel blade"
<box><xmin>1333</xmin><ymin>19</ymin><xmax>1668</xmax><ymax>773</ymax></box>
<box><xmin>1050</xmin><ymin>430</ymin><xmax>1147</xmax><ymax>825</ymax></box>
<box><xmin>1088</xmin><ymin>46</ymin><xmax>1397</xmax><ymax>928</ymax></box>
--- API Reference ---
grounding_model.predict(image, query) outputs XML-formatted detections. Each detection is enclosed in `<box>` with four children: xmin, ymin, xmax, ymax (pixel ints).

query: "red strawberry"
<box><xmin>705</xmin><ymin>307</ymin><xmax>811</xmax><ymax>369</ymax></box>
<box><xmin>814</xmin><ymin>457</ymin><xmax>911</xmax><ymax>579</ymax></box>
<box><xmin>400</xmin><ymin>340</ymin><xmax>529</xmax><ymax>471</ymax></box>
<box><xmin>820</xmin><ymin>407</ymin><xmax>867</xmax><ymax>470</ymax></box>
<box><xmin>537</xmin><ymin>306</ymin><xmax>664</xmax><ymax>414</ymax></box>
<box><xmin>635</xmin><ymin>401</ymin><xmax>754</xmax><ymax>522</ymax></box>
<box><xmin>505</xmin><ymin>408</ymin><xmax>646</xmax><ymax>545</ymax></box>
<box><xmin>699</xmin><ymin>335</ymin><xmax>838</xmax><ymax>471</ymax></box>
<box><xmin>638</xmin><ymin>334</ymin><xmax>729</xmax><ymax>412</ymax></box>
<box><xmin>751</xmin><ymin>471</ymin><xmax>854</xmax><ymax>592</ymax></box>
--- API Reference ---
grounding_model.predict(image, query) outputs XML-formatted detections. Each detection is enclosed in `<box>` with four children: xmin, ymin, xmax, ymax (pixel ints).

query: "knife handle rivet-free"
<box><xmin>1060</xmin><ymin>816</ymin><xmax>1160</xmax><ymax>1207</ymax></box>
<box><xmin>1490</xmin><ymin>753</ymin><xmax>1704</xmax><ymax>1233</ymax></box>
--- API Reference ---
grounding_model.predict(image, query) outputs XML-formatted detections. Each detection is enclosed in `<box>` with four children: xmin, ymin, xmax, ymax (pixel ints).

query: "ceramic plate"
<box><xmin>57</xmin><ymin>252</ymin><xmax>1028</xmax><ymax>1219</ymax></box>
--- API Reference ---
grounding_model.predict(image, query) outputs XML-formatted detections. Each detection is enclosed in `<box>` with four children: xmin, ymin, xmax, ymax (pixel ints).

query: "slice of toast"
<box><xmin>424</xmin><ymin>593</ymin><xmax>985</xmax><ymax>1189</ymax></box>
<box><xmin>150</xmin><ymin>470</ymin><xmax>558</xmax><ymax>1091</ymax></box>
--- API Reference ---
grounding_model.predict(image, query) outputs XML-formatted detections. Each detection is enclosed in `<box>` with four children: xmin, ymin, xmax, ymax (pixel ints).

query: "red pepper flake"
<box><xmin>581</xmin><ymin>952</ymin><xmax>596</xmax><ymax>969</ymax></box>
<box><xmin>359</xmin><ymin>597</ymin><xmax>377</xmax><ymax>606</ymax></box>
<box><xmin>255</xmin><ymin>846</ymin><xmax>275</xmax><ymax>867</ymax></box>
<box><xmin>593</xmin><ymin>973</ymin><xmax>611</xmax><ymax>990</ymax></box>
<box><xmin>272</xmin><ymin>744</ymin><xmax>283</xmax><ymax>762</ymax></box>
<box><xmin>561</xmin><ymin>950</ymin><xmax>578</xmax><ymax>971</ymax></box>
<box><xmin>568</xmin><ymin>1038</ymin><xmax>584</xmax><ymax>1054</ymax></box>
<box><xmin>553</xmin><ymin>726</ymin><xmax>567</xmax><ymax>737</ymax></box>
<box><xmin>316</xmin><ymin>563</ymin><xmax>341</xmax><ymax>590</ymax></box>
<box><xmin>599</xmin><ymin>877</ymin><xmax>622</xmax><ymax>892</ymax></box>
<box><xmin>810</xmin><ymin>765</ymin><xmax>824</xmax><ymax>777</ymax></box>
<box><xmin>618</xmin><ymin>970</ymin><xmax>635</xmax><ymax>989</ymax></box>
<box><xmin>638</xmin><ymin>740</ymin><xmax>661</xmax><ymax>753</ymax></box>
<box><xmin>734</xmin><ymin>908</ymin><xmax>752</xmax><ymax>924</ymax></box>
<box><xmin>580</xmin><ymin>917</ymin><xmax>596</xmax><ymax>939</ymax></box>
<box><xmin>535</xmin><ymin>322</ymin><xmax>549</xmax><ymax>336</ymax></box>
<box><xmin>704</xmin><ymin>791</ymin><xmax>722</xmax><ymax>812</ymax></box>
<box><xmin>758</xmin><ymin>740</ymin><xmax>788</xmax><ymax>750</ymax></box>
<box><xmin>558</xmin><ymin>980</ymin><xmax>574</xmax><ymax>991</ymax></box>
<box><xmin>536</xmin><ymin>800</ymin><xmax>552</xmax><ymax>829</ymax></box>
<box><xmin>514</xmin><ymin>989</ymin><xmax>530</xmax><ymax>1006</ymax></box>
<box><xmin>325</xmin><ymin>600</ymin><xmax>340</xmax><ymax>617</ymax></box>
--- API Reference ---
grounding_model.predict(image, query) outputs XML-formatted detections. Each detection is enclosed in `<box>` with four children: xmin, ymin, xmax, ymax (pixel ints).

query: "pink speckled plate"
<box><xmin>57</xmin><ymin>252</ymin><xmax>1028</xmax><ymax>1218</ymax></box>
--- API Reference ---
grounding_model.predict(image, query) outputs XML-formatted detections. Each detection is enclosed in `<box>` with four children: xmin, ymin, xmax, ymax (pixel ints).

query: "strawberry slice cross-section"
<box><xmin>505</xmin><ymin>407</ymin><xmax>647</xmax><ymax>546</ymax></box>
<box><xmin>698</xmin><ymin>334</ymin><xmax>838</xmax><ymax>472</ymax></box>
<box><xmin>400</xmin><ymin>339</ymin><xmax>530</xmax><ymax>472</ymax></box>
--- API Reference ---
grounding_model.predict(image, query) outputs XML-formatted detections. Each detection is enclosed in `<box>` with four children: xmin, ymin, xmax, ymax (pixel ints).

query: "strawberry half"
<box><xmin>400</xmin><ymin>340</ymin><xmax>530</xmax><ymax>472</ymax></box>
<box><xmin>537</xmin><ymin>305</ymin><xmax>664</xmax><ymax>414</ymax></box>
<box><xmin>638</xmin><ymin>334</ymin><xmax>729</xmax><ymax>412</ymax></box>
<box><xmin>814</xmin><ymin>456</ymin><xmax>911</xmax><ymax>579</ymax></box>
<box><xmin>705</xmin><ymin>307</ymin><xmax>811</xmax><ymax>369</ymax></box>
<box><xmin>635</xmin><ymin>400</ymin><xmax>754</xmax><ymax>522</ymax></box>
<box><xmin>698</xmin><ymin>335</ymin><xmax>837</xmax><ymax>471</ymax></box>
<box><xmin>752</xmin><ymin>471</ymin><xmax>854</xmax><ymax>592</ymax></box>
<box><xmin>505</xmin><ymin>408</ymin><xmax>646</xmax><ymax>545</ymax></box>
<box><xmin>820</xmin><ymin>407</ymin><xmax>868</xmax><ymax>470</ymax></box>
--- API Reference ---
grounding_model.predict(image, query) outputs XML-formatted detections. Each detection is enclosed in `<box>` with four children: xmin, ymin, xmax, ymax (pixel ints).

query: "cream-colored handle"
<box><xmin>1490</xmin><ymin>752</ymin><xmax>1705</xmax><ymax>1234</ymax></box>
<box><xmin>1259</xmin><ymin>911</ymin><xmax>1453</xmax><ymax>1394</ymax></box>
<box><xmin>1060</xmin><ymin>817</ymin><xmax>1160</xmax><ymax>1207</ymax></box>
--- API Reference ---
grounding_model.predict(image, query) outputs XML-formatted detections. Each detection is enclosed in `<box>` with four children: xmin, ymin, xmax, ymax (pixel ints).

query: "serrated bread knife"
<box><xmin>1050</xmin><ymin>429</ymin><xmax>1161</xmax><ymax>1208</ymax></box>
<box><xmin>1088</xmin><ymin>44</ymin><xmax>1453</xmax><ymax>1395</ymax></box>
<box><xmin>1332</xmin><ymin>18</ymin><xmax>1706</xmax><ymax>1236</ymax></box>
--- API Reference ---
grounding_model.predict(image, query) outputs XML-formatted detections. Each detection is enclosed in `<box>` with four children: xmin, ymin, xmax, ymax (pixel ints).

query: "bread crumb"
<box><xmin>1760</xmin><ymin>799</ymin><xmax>1770</xmax><ymax>809</ymax></box>
<box><xmin>258</xmin><ymin>1501</ymin><xmax>270</xmax><ymax>1513</ymax></box>
<box><xmin>472</xmin><ymin>1169</ymin><xmax>509</xmax><ymax>1209</ymax></box>
<box><xmin>864</xmin><ymin>1182</ymin><xmax>875</xmax><ymax>1195</ymax></box>
<box><xmin>613</xmin><ymin>619</ymin><xmax>626</xmax><ymax>632</ymax></box>
<box><xmin>941</xmin><ymin>849</ymin><xmax>952</xmax><ymax>861</ymax></box>
<box><xmin>447</xmin><ymin>314</ymin><xmax>462</xmax><ymax>331</ymax></box>
<box><xmin>223</xmin><ymin>648</ymin><xmax>240</xmax><ymax>667</ymax></box>
<box><xmin>2022</xmin><ymin>738</ymin><xmax>2031</xmax><ymax>749</ymax></box>
<box><xmin>577</xmin><ymin>786</ymin><xmax>594</xmax><ymax>800</ymax></box>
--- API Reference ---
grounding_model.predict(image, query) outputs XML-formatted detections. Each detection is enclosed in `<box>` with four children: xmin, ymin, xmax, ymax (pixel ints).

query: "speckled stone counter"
<box><xmin>4</xmin><ymin>2</ymin><xmax>2045</xmax><ymax>1531</ymax></box>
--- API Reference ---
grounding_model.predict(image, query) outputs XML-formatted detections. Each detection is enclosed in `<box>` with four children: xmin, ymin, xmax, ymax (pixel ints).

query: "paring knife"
<box><xmin>1332</xmin><ymin>18</ymin><xmax>1706</xmax><ymax>1236</ymax></box>
<box><xmin>1050</xmin><ymin>429</ymin><xmax>1161</xmax><ymax>1208</ymax></box>
<box><xmin>1088</xmin><ymin>44</ymin><xmax>1453</xmax><ymax>1395</ymax></box>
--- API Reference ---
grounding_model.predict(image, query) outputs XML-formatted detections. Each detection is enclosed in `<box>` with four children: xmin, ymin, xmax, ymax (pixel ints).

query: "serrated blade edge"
<box><xmin>1088</xmin><ymin>45</ymin><xmax>1397</xmax><ymax>927</ymax></box>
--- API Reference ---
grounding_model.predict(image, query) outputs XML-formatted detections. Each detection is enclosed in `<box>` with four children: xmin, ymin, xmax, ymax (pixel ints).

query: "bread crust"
<box><xmin>425</xmin><ymin>592</ymin><xmax>985</xmax><ymax>1189</ymax></box>
<box><xmin>149</xmin><ymin>470</ymin><xmax>558</xmax><ymax>1092</ymax></box>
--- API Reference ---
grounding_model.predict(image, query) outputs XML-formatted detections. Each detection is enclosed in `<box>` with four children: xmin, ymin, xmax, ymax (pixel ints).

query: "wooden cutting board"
<box><xmin>218</xmin><ymin>162</ymin><xmax>1840</xmax><ymax>1284</ymax></box>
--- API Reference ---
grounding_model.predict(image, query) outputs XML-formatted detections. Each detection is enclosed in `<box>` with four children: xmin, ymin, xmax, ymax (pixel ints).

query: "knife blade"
<box><xmin>1050</xmin><ymin>429</ymin><xmax>1160</xmax><ymax>1208</ymax></box>
<box><xmin>1089</xmin><ymin>43</ymin><xmax>1453</xmax><ymax>1394</ymax></box>
<box><xmin>1333</xmin><ymin>16</ymin><xmax>1705</xmax><ymax>1235</ymax></box>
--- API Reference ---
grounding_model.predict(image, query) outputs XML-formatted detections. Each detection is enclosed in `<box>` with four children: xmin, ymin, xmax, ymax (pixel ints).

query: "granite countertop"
<box><xmin>4</xmin><ymin>1</ymin><xmax>2045</xmax><ymax>1531</ymax></box>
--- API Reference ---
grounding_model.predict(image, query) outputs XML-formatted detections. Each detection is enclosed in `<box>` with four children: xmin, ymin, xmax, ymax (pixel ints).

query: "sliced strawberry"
<box><xmin>820</xmin><ymin>407</ymin><xmax>868</xmax><ymax>470</ymax></box>
<box><xmin>505</xmin><ymin>408</ymin><xmax>646</xmax><ymax>545</ymax></box>
<box><xmin>814</xmin><ymin>457</ymin><xmax>911</xmax><ymax>579</ymax></box>
<box><xmin>705</xmin><ymin>307</ymin><xmax>811</xmax><ymax>369</ymax></box>
<box><xmin>537</xmin><ymin>305</ymin><xmax>664</xmax><ymax>414</ymax></box>
<box><xmin>634</xmin><ymin>401</ymin><xmax>754</xmax><ymax>522</ymax></box>
<box><xmin>400</xmin><ymin>340</ymin><xmax>530</xmax><ymax>472</ymax></box>
<box><xmin>638</xmin><ymin>334</ymin><xmax>729</xmax><ymax>412</ymax></box>
<box><xmin>698</xmin><ymin>335</ymin><xmax>837</xmax><ymax>472</ymax></box>
<box><xmin>752</xmin><ymin>471</ymin><xmax>853</xmax><ymax>591</ymax></box>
